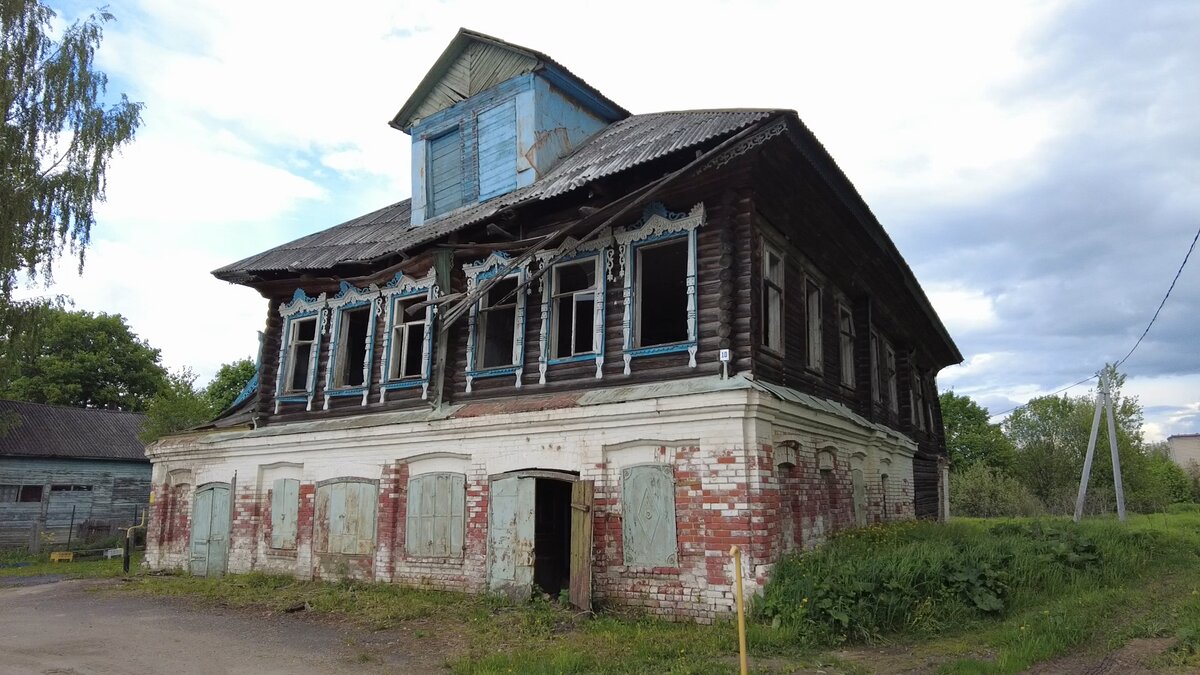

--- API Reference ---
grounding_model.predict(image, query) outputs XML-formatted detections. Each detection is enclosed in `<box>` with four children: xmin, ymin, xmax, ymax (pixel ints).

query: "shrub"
<box><xmin>756</xmin><ymin>516</ymin><xmax>1184</xmax><ymax>645</ymax></box>
<box><xmin>950</xmin><ymin>463</ymin><xmax>1044</xmax><ymax>517</ymax></box>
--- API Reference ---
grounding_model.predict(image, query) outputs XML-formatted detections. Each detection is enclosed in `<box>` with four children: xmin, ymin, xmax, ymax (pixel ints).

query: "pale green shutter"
<box><xmin>406</xmin><ymin>473</ymin><xmax>465</xmax><ymax>558</ymax></box>
<box><xmin>621</xmin><ymin>465</ymin><xmax>678</xmax><ymax>566</ymax></box>
<box><xmin>271</xmin><ymin>478</ymin><xmax>299</xmax><ymax>549</ymax></box>
<box><xmin>355</xmin><ymin>482</ymin><xmax>378</xmax><ymax>555</ymax></box>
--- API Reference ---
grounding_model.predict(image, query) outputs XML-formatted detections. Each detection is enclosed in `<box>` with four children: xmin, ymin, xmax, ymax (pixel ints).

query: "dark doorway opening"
<box><xmin>533</xmin><ymin>478</ymin><xmax>572</xmax><ymax>597</ymax></box>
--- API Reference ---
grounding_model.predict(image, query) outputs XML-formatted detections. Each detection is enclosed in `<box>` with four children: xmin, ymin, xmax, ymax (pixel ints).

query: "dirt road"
<box><xmin>0</xmin><ymin>577</ymin><xmax>437</xmax><ymax>674</ymax></box>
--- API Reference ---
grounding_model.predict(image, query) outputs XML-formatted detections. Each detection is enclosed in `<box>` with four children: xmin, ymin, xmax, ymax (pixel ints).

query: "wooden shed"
<box><xmin>0</xmin><ymin>400</ymin><xmax>150</xmax><ymax>551</ymax></box>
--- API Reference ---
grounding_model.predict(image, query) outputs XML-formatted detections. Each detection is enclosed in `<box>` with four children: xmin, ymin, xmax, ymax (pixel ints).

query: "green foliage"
<box><xmin>1126</xmin><ymin>452</ymin><xmax>1192</xmax><ymax>512</ymax></box>
<box><xmin>950</xmin><ymin>462</ymin><xmax>1045</xmax><ymax>517</ymax></box>
<box><xmin>139</xmin><ymin>368</ymin><xmax>214</xmax><ymax>443</ymax></box>
<box><xmin>757</xmin><ymin>517</ymin><xmax>1177</xmax><ymax>645</ymax></box>
<box><xmin>203</xmin><ymin>357</ymin><xmax>255</xmax><ymax>412</ymax></box>
<box><xmin>941</xmin><ymin>390</ymin><xmax>1014</xmax><ymax>470</ymax></box>
<box><xmin>0</xmin><ymin>306</ymin><xmax>165</xmax><ymax>410</ymax></box>
<box><xmin>0</xmin><ymin>0</ymin><xmax>143</xmax><ymax>299</ymax></box>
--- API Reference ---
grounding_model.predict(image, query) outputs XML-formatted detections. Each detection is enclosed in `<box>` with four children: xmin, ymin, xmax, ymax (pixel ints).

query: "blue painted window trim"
<box><xmin>275</xmin><ymin>290</ymin><xmax>326</xmax><ymax>413</ymax></box>
<box><xmin>463</xmin><ymin>252</ymin><xmax>529</xmax><ymax>392</ymax></box>
<box><xmin>325</xmin><ymin>298</ymin><xmax>374</xmax><ymax>392</ymax></box>
<box><xmin>629</xmin><ymin>231</ymin><xmax>698</xmax><ymax>354</ymax></box>
<box><xmin>545</xmin><ymin>251</ymin><xmax>606</xmax><ymax>368</ymax></box>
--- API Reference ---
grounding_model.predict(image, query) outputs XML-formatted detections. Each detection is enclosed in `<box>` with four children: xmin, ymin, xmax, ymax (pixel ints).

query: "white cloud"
<box><xmin>927</xmin><ymin>284</ymin><xmax>1001</xmax><ymax>335</ymax></box>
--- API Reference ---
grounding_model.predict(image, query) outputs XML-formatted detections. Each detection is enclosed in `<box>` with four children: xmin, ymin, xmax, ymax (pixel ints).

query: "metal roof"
<box><xmin>0</xmin><ymin>400</ymin><xmax>147</xmax><ymax>462</ymax></box>
<box><xmin>213</xmin><ymin>109</ymin><xmax>776</xmax><ymax>282</ymax></box>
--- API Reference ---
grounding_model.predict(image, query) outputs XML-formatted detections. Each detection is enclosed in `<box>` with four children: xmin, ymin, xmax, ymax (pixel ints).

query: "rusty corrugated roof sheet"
<box><xmin>213</xmin><ymin>109</ymin><xmax>777</xmax><ymax>282</ymax></box>
<box><xmin>0</xmin><ymin>400</ymin><xmax>147</xmax><ymax>462</ymax></box>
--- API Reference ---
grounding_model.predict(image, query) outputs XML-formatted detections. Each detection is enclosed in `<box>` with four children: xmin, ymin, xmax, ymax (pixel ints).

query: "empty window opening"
<box><xmin>636</xmin><ymin>239</ymin><xmax>688</xmax><ymax>347</ymax></box>
<box><xmin>286</xmin><ymin>317</ymin><xmax>317</xmax><ymax>393</ymax></box>
<box><xmin>18</xmin><ymin>485</ymin><xmax>44</xmax><ymax>503</ymax></box>
<box><xmin>478</xmin><ymin>276</ymin><xmax>519</xmax><ymax>369</ymax></box>
<box><xmin>806</xmin><ymin>281</ymin><xmax>823</xmax><ymax>370</ymax></box>
<box><xmin>390</xmin><ymin>299</ymin><xmax>426</xmax><ymax>380</ymax></box>
<box><xmin>839</xmin><ymin>307</ymin><xmax>855</xmax><ymax>387</ymax></box>
<box><xmin>762</xmin><ymin>245</ymin><xmax>784</xmax><ymax>352</ymax></box>
<box><xmin>533</xmin><ymin>478</ymin><xmax>573</xmax><ymax>596</ymax></box>
<box><xmin>870</xmin><ymin>332</ymin><xmax>882</xmax><ymax>404</ymax></box>
<box><xmin>50</xmin><ymin>484</ymin><xmax>93</xmax><ymax>492</ymax></box>
<box><xmin>335</xmin><ymin>307</ymin><xmax>371</xmax><ymax>388</ymax></box>
<box><xmin>884</xmin><ymin>344</ymin><xmax>898</xmax><ymax>413</ymax></box>
<box><xmin>912</xmin><ymin>369</ymin><xmax>927</xmax><ymax>430</ymax></box>
<box><xmin>552</xmin><ymin>260</ymin><xmax>597</xmax><ymax>359</ymax></box>
<box><xmin>427</xmin><ymin>129</ymin><xmax>465</xmax><ymax>217</ymax></box>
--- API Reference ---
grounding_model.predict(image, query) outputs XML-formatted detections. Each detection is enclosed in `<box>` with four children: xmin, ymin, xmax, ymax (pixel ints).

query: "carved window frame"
<box><xmin>535</xmin><ymin>234</ymin><xmax>609</xmax><ymax>384</ymax></box>
<box><xmin>613</xmin><ymin>202</ymin><xmax>704</xmax><ymax>375</ymax></box>
<box><xmin>323</xmin><ymin>281</ymin><xmax>382</xmax><ymax>410</ymax></box>
<box><xmin>276</xmin><ymin>288</ymin><xmax>328</xmax><ymax>413</ymax></box>
<box><xmin>464</xmin><ymin>251</ymin><xmax>529</xmax><ymax>392</ymax></box>
<box><xmin>378</xmin><ymin>269</ymin><xmax>439</xmax><ymax>402</ymax></box>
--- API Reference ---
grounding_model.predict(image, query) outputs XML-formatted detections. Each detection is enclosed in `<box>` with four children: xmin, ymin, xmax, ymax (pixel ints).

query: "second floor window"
<box><xmin>885</xmin><ymin>344</ymin><xmax>898</xmax><ymax>413</ymax></box>
<box><xmin>912</xmin><ymin>369</ymin><xmax>926</xmax><ymax>430</ymax></box>
<box><xmin>389</xmin><ymin>298</ymin><xmax>426</xmax><ymax>380</ymax></box>
<box><xmin>552</xmin><ymin>260</ymin><xmax>597</xmax><ymax>359</ymax></box>
<box><xmin>762</xmin><ymin>244</ymin><xmax>784</xmax><ymax>352</ymax></box>
<box><xmin>286</xmin><ymin>317</ymin><xmax>317</xmax><ymax>393</ymax></box>
<box><xmin>333</xmin><ymin>306</ymin><xmax>371</xmax><ymax>388</ymax></box>
<box><xmin>839</xmin><ymin>306</ymin><xmax>855</xmax><ymax>388</ymax></box>
<box><xmin>806</xmin><ymin>280</ymin><xmax>823</xmax><ymax>370</ymax></box>
<box><xmin>636</xmin><ymin>238</ymin><xmax>689</xmax><ymax>347</ymax></box>
<box><xmin>478</xmin><ymin>276</ymin><xmax>519</xmax><ymax>369</ymax></box>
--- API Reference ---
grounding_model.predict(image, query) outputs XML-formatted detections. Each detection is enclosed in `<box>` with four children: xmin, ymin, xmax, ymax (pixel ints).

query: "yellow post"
<box><xmin>730</xmin><ymin>545</ymin><xmax>748</xmax><ymax>675</ymax></box>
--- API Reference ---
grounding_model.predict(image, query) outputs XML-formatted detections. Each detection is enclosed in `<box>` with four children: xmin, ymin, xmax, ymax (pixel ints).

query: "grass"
<box><xmin>0</xmin><ymin>549</ymin><xmax>138</xmax><ymax>579</ymax></box>
<box><xmin>9</xmin><ymin>512</ymin><xmax>1200</xmax><ymax>672</ymax></box>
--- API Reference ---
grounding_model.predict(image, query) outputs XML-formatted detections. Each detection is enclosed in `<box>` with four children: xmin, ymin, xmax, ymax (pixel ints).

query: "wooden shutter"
<box><xmin>478</xmin><ymin>100</ymin><xmax>517</xmax><ymax>200</ymax></box>
<box><xmin>621</xmin><ymin>465</ymin><xmax>678</xmax><ymax>566</ymax></box>
<box><xmin>271</xmin><ymin>478</ymin><xmax>299</xmax><ymax>549</ymax></box>
<box><xmin>569</xmin><ymin>480</ymin><xmax>594</xmax><ymax>611</ymax></box>
<box><xmin>852</xmin><ymin>469</ymin><xmax>867</xmax><ymax>527</ymax></box>
<box><xmin>405</xmin><ymin>473</ymin><xmax>465</xmax><ymax>558</ymax></box>
<box><xmin>428</xmin><ymin>130</ymin><xmax>465</xmax><ymax>217</ymax></box>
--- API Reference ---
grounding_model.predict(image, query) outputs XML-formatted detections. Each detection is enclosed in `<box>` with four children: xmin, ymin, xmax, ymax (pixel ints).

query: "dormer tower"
<box><xmin>391</xmin><ymin>29</ymin><xmax>629</xmax><ymax>226</ymax></box>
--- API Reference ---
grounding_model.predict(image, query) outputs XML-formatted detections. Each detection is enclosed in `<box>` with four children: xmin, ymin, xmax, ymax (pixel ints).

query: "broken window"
<box><xmin>870</xmin><ymin>332</ymin><xmax>882</xmax><ymax>403</ymax></box>
<box><xmin>50</xmin><ymin>485</ymin><xmax>92</xmax><ymax>492</ymax></box>
<box><xmin>636</xmin><ymin>239</ymin><xmax>688</xmax><ymax>347</ymax></box>
<box><xmin>334</xmin><ymin>306</ymin><xmax>371</xmax><ymax>388</ymax></box>
<box><xmin>0</xmin><ymin>485</ymin><xmax>18</xmax><ymax>502</ymax></box>
<box><xmin>17</xmin><ymin>485</ymin><xmax>43</xmax><ymax>503</ymax></box>
<box><xmin>762</xmin><ymin>244</ymin><xmax>784</xmax><ymax>352</ymax></box>
<box><xmin>885</xmin><ymin>344</ymin><xmax>898</xmax><ymax>413</ymax></box>
<box><xmin>389</xmin><ymin>298</ymin><xmax>426</xmax><ymax>380</ymax></box>
<box><xmin>911</xmin><ymin>369</ymin><xmax>926</xmax><ymax>430</ymax></box>
<box><xmin>271</xmin><ymin>478</ymin><xmax>299</xmax><ymax>550</ymax></box>
<box><xmin>285</xmin><ymin>317</ymin><xmax>317</xmax><ymax>393</ymax></box>
<box><xmin>839</xmin><ymin>306</ymin><xmax>855</xmax><ymax>388</ymax></box>
<box><xmin>477</xmin><ymin>276</ymin><xmax>519</xmax><ymax>369</ymax></box>
<box><xmin>315</xmin><ymin>480</ymin><xmax>377</xmax><ymax>555</ymax></box>
<box><xmin>621</xmin><ymin>464</ymin><xmax>678</xmax><ymax>566</ymax></box>
<box><xmin>806</xmin><ymin>280</ymin><xmax>823</xmax><ymax>370</ymax></box>
<box><xmin>551</xmin><ymin>260</ymin><xmax>597</xmax><ymax>359</ymax></box>
<box><xmin>405</xmin><ymin>472</ymin><xmax>466</xmax><ymax>558</ymax></box>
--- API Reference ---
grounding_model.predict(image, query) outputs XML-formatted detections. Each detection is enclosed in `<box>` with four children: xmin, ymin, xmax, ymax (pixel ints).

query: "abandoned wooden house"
<box><xmin>145</xmin><ymin>28</ymin><xmax>960</xmax><ymax>620</ymax></box>
<box><xmin>0</xmin><ymin>400</ymin><xmax>150</xmax><ymax>551</ymax></box>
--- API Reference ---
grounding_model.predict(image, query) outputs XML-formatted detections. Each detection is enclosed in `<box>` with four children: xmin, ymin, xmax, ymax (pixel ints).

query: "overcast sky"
<box><xmin>27</xmin><ymin>0</ymin><xmax>1199</xmax><ymax>440</ymax></box>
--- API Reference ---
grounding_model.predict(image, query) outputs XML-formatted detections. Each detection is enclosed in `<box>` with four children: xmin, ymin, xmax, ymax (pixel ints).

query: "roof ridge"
<box><xmin>0</xmin><ymin>398</ymin><xmax>146</xmax><ymax>417</ymax></box>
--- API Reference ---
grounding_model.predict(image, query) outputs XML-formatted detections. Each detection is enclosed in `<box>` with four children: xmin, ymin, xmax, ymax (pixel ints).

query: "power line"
<box><xmin>988</xmin><ymin>223</ymin><xmax>1200</xmax><ymax>419</ymax></box>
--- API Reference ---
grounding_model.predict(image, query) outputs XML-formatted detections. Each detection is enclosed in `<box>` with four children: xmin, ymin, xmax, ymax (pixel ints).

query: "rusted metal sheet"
<box><xmin>487</xmin><ymin>475</ymin><xmax>534</xmax><ymax>599</ymax></box>
<box><xmin>568</xmin><ymin>479</ymin><xmax>594</xmax><ymax>611</ymax></box>
<box><xmin>189</xmin><ymin>483</ymin><xmax>230</xmax><ymax>577</ymax></box>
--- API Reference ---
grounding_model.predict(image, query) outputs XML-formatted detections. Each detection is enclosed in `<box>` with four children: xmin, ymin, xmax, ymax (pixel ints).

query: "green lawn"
<box><xmin>7</xmin><ymin>512</ymin><xmax>1200</xmax><ymax>673</ymax></box>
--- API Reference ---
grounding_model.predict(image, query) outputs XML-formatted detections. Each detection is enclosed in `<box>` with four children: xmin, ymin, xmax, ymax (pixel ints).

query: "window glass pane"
<box><xmin>554</xmin><ymin>296</ymin><xmax>573</xmax><ymax>358</ymax></box>
<box><xmin>403</xmin><ymin>324</ymin><xmax>424</xmax><ymax>376</ymax></box>
<box><xmin>556</xmin><ymin>261</ymin><xmax>594</xmax><ymax>294</ymax></box>
<box><xmin>338</xmin><ymin>307</ymin><xmax>370</xmax><ymax>387</ymax></box>
<box><xmin>296</xmin><ymin>318</ymin><xmax>315</xmax><ymax>341</ymax></box>
<box><xmin>481</xmin><ymin>306</ymin><xmax>516</xmax><ymax>368</ymax></box>
<box><xmin>18</xmin><ymin>485</ymin><xmax>43</xmax><ymax>502</ymax></box>
<box><xmin>485</xmin><ymin>277</ymin><xmax>517</xmax><ymax>308</ymax></box>
<box><xmin>574</xmin><ymin>294</ymin><xmax>595</xmax><ymax>354</ymax></box>
<box><xmin>637</xmin><ymin>240</ymin><xmax>688</xmax><ymax>347</ymax></box>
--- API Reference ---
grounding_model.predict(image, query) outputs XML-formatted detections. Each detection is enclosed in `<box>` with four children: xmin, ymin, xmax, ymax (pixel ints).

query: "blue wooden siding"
<box><xmin>0</xmin><ymin>457</ymin><xmax>150</xmax><ymax>548</ymax></box>
<box><xmin>477</xmin><ymin>100</ymin><xmax>518</xmax><ymax>200</ymax></box>
<box><xmin>427</xmin><ymin>129</ymin><xmax>465</xmax><ymax>217</ymax></box>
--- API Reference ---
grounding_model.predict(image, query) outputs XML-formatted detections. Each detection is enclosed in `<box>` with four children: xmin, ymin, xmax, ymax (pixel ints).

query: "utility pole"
<box><xmin>1073</xmin><ymin>369</ymin><xmax>1127</xmax><ymax>522</ymax></box>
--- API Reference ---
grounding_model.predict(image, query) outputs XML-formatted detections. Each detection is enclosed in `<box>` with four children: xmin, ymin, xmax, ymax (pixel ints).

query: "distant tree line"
<box><xmin>944</xmin><ymin>365</ymin><xmax>1194</xmax><ymax>517</ymax></box>
<box><xmin>0</xmin><ymin>301</ymin><xmax>255</xmax><ymax>443</ymax></box>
